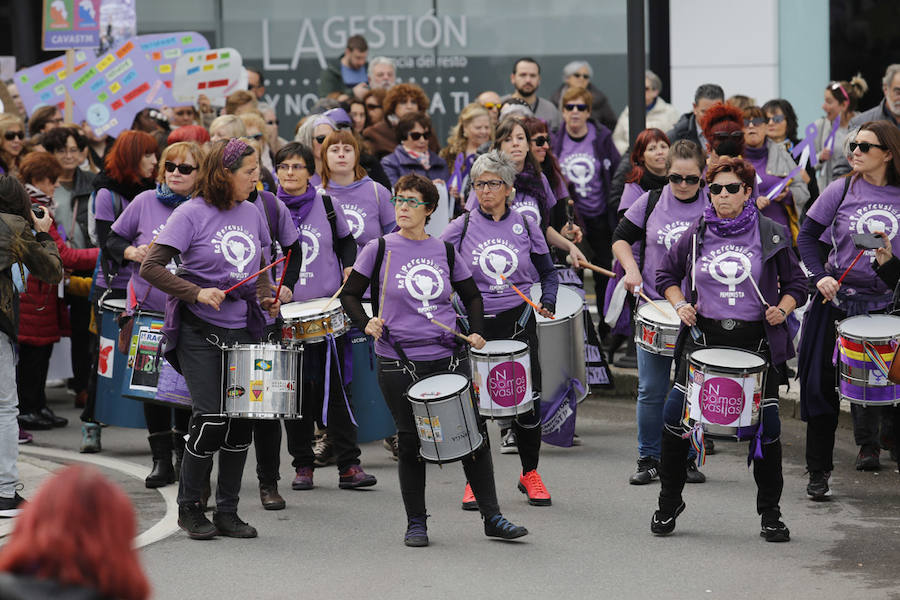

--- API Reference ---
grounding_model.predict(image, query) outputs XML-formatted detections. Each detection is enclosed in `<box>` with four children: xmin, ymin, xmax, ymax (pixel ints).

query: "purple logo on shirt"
<box><xmin>699</xmin><ymin>377</ymin><xmax>745</xmax><ymax>425</ymax></box>
<box><xmin>487</xmin><ymin>361</ymin><xmax>528</xmax><ymax>407</ymax></box>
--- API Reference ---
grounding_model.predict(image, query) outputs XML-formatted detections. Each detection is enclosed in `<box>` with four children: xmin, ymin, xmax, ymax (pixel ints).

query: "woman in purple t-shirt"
<box><xmin>107</xmin><ymin>141</ymin><xmax>202</xmax><ymax>489</ymax></box>
<box><xmin>141</xmin><ymin>139</ymin><xmax>280</xmax><ymax>541</ymax></box>
<box><xmin>442</xmin><ymin>151</ymin><xmax>558</xmax><ymax>509</ymax></box>
<box><xmin>651</xmin><ymin>157</ymin><xmax>806</xmax><ymax>542</ymax></box>
<box><xmin>341</xmin><ymin>173</ymin><xmax>529</xmax><ymax>547</ymax></box>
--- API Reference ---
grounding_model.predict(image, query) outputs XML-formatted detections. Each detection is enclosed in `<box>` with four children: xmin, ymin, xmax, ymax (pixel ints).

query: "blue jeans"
<box><xmin>0</xmin><ymin>332</ymin><xmax>19</xmax><ymax>497</ymax></box>
<box><xmin>636</xmin><ymin>347</ymin><xmax>672</xmax><ymax>460</ymax></box>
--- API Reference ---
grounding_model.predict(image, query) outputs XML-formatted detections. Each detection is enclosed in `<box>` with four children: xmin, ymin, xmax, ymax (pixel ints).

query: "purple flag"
<box><xmin>540</xmin><ymin>378</ymin><xmax>583</xmax><ymax>447</ymax></box>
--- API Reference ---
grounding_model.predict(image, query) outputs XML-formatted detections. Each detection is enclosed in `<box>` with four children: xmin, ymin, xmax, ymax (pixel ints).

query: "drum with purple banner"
<box><xmin>95</xmin><ymin>298</ymin><xmax>147</xmax><ymax>428</ymax></box>
<box><xmin>837</xmin><ymin>314</ymin><xmax>900</xmax><ymax>406</ymax></box>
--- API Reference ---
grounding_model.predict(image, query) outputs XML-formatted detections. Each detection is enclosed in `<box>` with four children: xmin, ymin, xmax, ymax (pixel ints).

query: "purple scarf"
<box><xmin>277</xmin><ymin>184</ymin><xmax>317</xmax><ymax>229</ymax></box>
<box><xmin>703</xmin><ymin>199</ymin><xmax>758</xmax><ymax>237</ymax></box>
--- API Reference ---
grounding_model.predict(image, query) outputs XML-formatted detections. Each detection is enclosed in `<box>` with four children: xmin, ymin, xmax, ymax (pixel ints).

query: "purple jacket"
<box><xmin>381</xmin><ymin>145</ymin><xmax>449</xmax><ymax>188</ymax></box>
<box><xmin>656</xmin><ymin>215</ymin><xmax>807</xmax><ymax>365</ymax></box>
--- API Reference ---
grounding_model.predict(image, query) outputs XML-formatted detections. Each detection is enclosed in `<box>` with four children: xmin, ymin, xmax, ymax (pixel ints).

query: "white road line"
<box><xmin>18</xmin><ymin>446</ymin><xmax>179</xmax><ymax>548</ymax></box>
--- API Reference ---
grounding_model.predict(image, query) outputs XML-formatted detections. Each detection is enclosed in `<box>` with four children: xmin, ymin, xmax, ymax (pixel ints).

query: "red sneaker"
<box><xmin>517</xmin><ymin>470</ymin><xmax>552</xmax><ymax>506</ymax></box>
<box><xmin>461</xmin><ymin>482</ymin><xmax>478</xmax><ymax>511</ymax></box>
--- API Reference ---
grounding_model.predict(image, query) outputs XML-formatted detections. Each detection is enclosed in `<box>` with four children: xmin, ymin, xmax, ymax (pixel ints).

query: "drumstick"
<box><xmin>378</xmin><ymin>250</ymin><xmax>392</xmax><ymax>319</ymax></box>
<box><xmin>430</xmin><ymin>318</ymin><xmax>470</xmax><ymax>343</ymax></box>
<box><xmin>747</xmin><ymin>275</ymin><xmax>770</xmax><ymax>308</ymax></box>
<box><xmin>821</xmin><ymin>248</ymin><xmax>865</xmax><ymax>304</ymax></box>
<box><xmin>499</xmin><ymin>274</ymin><xmax>555</xmax><ymax>319</ymax></box>
<box><xmin>223</xmin><ymin>255</ymin><xmax>288</xmax><ymax>294</ymax></box>
<box><xmin>273</xmin><ymin>249</ymin><xmax>291</xmax><ymax>301</ymax></box>
<box><xmin>569</xmin><ymin>257</ymin><xmax>616</xmax><ymax>278</ymax></box>
<box><xmin>322</xmin><ymin>279</ymin><xmax>346</xmax><ymax>311</ymax></box>
<box><xmin>638</xmin><ymin>293</ymin><xmax>668</xmax><ymax>317</ymax></box>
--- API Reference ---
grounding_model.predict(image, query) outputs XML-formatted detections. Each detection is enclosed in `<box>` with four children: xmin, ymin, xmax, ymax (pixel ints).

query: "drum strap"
<box><xmin>322</xmin><ymin>194</ymin><xmax>340</xmax><ymax>270</ymax></box>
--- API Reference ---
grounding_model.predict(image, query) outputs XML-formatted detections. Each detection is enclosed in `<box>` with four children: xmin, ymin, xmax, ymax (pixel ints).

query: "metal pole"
<box><xmin>627</xmin><ymin>0</ymin><xmax>647</xmax><ymax>150</ymax></box>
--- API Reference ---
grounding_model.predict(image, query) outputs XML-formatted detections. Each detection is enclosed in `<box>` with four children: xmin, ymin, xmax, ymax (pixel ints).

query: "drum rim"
<box><xmin>470</xmin><ymin>339</ymin><xmax>529</xmax><ymax>357</ymax></box>
<box><xmin>406</xmin><ymin>371</ymin><xmax>470</xmax><ymax>403</ymax></box>
<box><xmin>225</xmin><ymin>343</ymin><xmax>301</xmax><ymax>353</ymax></box>
<box><xmin>687</xmin><ymin>347</ymin><xmax>768</xmax><ymax>373</ymax></box>
<box><xmin>837</xmin><ymin>314</ymin><xmax>900</xmax><ymax>337</ymax></box>
<box><xmin>101</xmin><ymin>298</ymin><xmax>129</xmax><ymax>310</ymax></box>
<box><xmin>635</xmin><ymin>302</ymin><xmax>680</xmax><ymax>325</ymax></box>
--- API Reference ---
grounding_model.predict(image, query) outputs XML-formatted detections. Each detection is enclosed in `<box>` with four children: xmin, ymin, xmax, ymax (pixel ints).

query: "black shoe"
<box><xmin>178</xmin><ymin>502</ymin><xmax>217</xmax><ymax>540</ymax></box>
<box><xmin>259</xmin><ymin>482</ymin><xmax>286</xmax><ymax>511</ymax></box>
<box><xmin>0</xmin><ymin>492</ymin><xmax>26</xmax><ymax>518</ymax></box>
<box><xmin>613</xmin><ymin>342</ymin><xmax>638</xmax><ymax>369</ymax></box>
<box><xmin>651</xmin><ymin>501</ymin><xmax>685</xmax><ymax>536</ymax></box>
<box><xmin>629</xmin><ymin>457</ymin><xmax>659</xmax><ymax>485</ymax></box>
<box><xmin>213</xmin><ymin>511</ymin><xmax>258</xmax><ymax>538</ymax></box>
<box><xmin>806</xmin><ymin>471</ymin><xmax>832</xmax><ymax>501</ymax></box>
<box><xmin>484</xmin><ymin>514</ymin><xmax>528</xmax><ymax>540</ymax></box>
<box><xmin>145</xmin><ymin>459</ymin><xmax>176</xmax><ymax>488</ymax></box>
<box><xmin>16</xmin><ymin>412</ymin><xmax>54</xmax><ymax>431</ymax></box>
<box><xmin>38</xmin><ymin>407</ymin><xmax>68</xmax><ymax>428</ymax></box>
<box><xmin>760</xmin><ymin>516</ymin><xmax>791</xmax><ymax>542</ymax></box>
<box><xmin>685</xmin><ymin>459</ymin><xmax>706</xmax><ymax>484</ymax></box>
<box><xmin>705</xmin><ymin>438</ymin><xmax>716</xmax><ymax>455</ymax></box>
<box><xmin>404</xmin><ymin>514</ymin><xmax>429</xmax><ymax>547</ymax></box>
<box><xmin>856</xmin><ymin>445</ymin><xmax>880</xmax><ymax>471</ymax></box>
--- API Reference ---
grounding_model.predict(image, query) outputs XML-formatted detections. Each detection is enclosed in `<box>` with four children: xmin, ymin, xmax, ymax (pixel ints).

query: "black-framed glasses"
<box><xmin>713</xmin><ymin>131</ymin><xmax>744</xmax><ymax>140</ymax></box>
<box><xmin>532</xmin><ymin>135</ymin><xmax>549</xmax><ymax>147</ymax></box>
<box><xmin>767</xmin><ymin>114</ymin><xmax>786</xmax><ymax>124</ymax></box>
<box><xmin>849</xmin><ymin>141</ymin><xmax>888</xmax><ymax>153</ymax></box>
<box><xmin>3</xmin><ymin>131</ymin><xmax>24</xmax><ymax>141</ymax></box>
<box><xmin>564</xmin><ymin>103</ymin><xmax>589</xmax><ymax>112</ymax></box>
<box><xmin>708</xmin><ymin>182</ymin><xmax>744</xmax><ymax>195</ymax></box>
<box><xmin>406</xmin><ymin>131</ymin><xmax>430</xmax><ymax>141</ymax></box>
<box><xmin>743</xmin><ymin>118</ymin><xmax>766</xmax><ymax>127</ymax></box>
<box><xmin>668</xmin><ymin>174</ymin><xmax>701</xmax><ymax>185</ymax></box>
<box><xmin>164</xmin><ymin>161</ymin><xmax>198</xmax><ymax>175</ymax></box>
<box><xmin>390</xmin><ymin>195</ymin><xmax>426</xmax><ymax>207</ymax></box>
<box><xmin>473</xmin><ymin>179</ymin><xmax>505</xmax><ymax>191</ymax></box>
<box><xmin>314</xmin><ymin>134</ymin><xmax>327</xmax><ymax>144</ymax></box>
<box><xmin>276</xmin><ymin>162</ymin><xmax>306</xmax><ymax>172</ymax></box>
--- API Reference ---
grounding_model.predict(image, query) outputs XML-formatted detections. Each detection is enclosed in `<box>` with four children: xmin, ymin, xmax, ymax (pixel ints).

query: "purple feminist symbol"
<box><xmin>823</xmin><ymin>113</ymin><xmax>842</xmax><ymax>152</ymax></box>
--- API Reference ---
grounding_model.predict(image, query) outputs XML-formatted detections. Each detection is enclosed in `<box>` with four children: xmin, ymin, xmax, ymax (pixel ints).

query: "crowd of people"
<box><xmin>1</xmin><ymin>30</ymin><xmax>900</xmax><ymax>594</ymax></box>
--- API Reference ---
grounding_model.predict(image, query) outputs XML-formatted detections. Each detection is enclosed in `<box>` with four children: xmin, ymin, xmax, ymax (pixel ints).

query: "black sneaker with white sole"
<box><xmin>806</xmin><ymin>471</ymin><xmax>832</xmax><ymax>501</ymax></box>
<box><xmin>629</xmin><ymin>457</ymin><xmax>659</xmax><ymax>485</ymax></box>
<box><xmin>760</xmin><ymin>518</ymin><xmax>791</xmax><ymax>542</ymax></box>
<box><xmin>650</xmin><ymin>501</ymin><xmax>685</xmax><ymax>536</ymax></box>
<box><xmin>0</xmin><ymin>492</ymin><xmax>25</xmax><ymax>518</ymax></box>
<box><xmin>685</xmin><ymin>459</ymin><xmax>706</xmax><ymax>484</ymax></box>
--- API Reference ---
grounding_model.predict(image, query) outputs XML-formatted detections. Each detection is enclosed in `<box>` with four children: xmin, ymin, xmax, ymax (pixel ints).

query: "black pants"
<box><xmin>376</xmin><ymin>352</ymin><xmax>501</xmax><ymax>520</ymax></box>
<box><xmin>67</xmin><ymin>294</ymin><xmax>93</xmax><ymax>394</ymax></box>
<box><xmin>144</xmin><ymin>402</ymin><xmax>191</xmax><ymax>435</ymax></box>
<box><xmin>482</xmin><ymin>303</ymin><xmax>542</xmax><ymax>473</ymax></box>
<box><xmin>81</xmin><ymin>287</ymin><xmax>126</xmax><ymax>423</ymax></box>
<box><xmin>582</xmin><ymin>213</ymin><xmax>613</xmax><ymax>333</ymax></box>
<box><xmin>16</xmin><ymin>343</ymin><xmax>53</xmax><ymax>415</ymax></box>
<box><xmin>254</xmin><ymin>336</ymin><xmax>360</xmax><ymax>480</ymax></box>
<box><xmin>175</xmin><ymin>310</ymin><xmax>253</xmax><ymax>512</ymax></box>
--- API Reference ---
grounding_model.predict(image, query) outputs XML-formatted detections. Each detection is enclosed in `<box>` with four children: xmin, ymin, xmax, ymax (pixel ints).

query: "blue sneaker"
<box><xmin>484</xmin><ymin>514</ymin><xmax>528</xmax><ymax>539</ymax></box>
<box><xmin>404</xmin><ymin>514</ymin><xmax>429</xmax><ymax>547</ymax></box>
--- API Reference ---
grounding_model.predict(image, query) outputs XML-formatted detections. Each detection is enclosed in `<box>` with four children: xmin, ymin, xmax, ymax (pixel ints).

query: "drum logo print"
<box><xmin>250</xmin><ymin>380</ymin><xmax>264</xmax><ymax>402</ymax></box>
<box><xmin>226</xmin><ymin>385</ymin><xmax>245</xmax><ymax>398</ymax></box>
<box><xmin>641</xmin><ymin>326</ymin><xmax>657</xmax><ymax>346</ymax></box>
<box><xmin>254</xmin><ymin>359</ymin><xmax>273</xmax><ymax>371</ymax></box>
<box><xmin>699</xmin><ymin>377</ymin><xmax>745</xmax><ymax>425</ymax></box>
<box><xmin>416</xmin><ymin>415</ymin><xmax>442</xmax><ymax>442</ymax></box>
<box><xmin>704</xmin><ymin>249</ymin><xmax>753</xmax><ymax>306</ymax></box>
<box><xmin>487</xmin><ymin>361</ymin><xmax>528</xmax><ymax>407</ymax></box>
<box><xmin>97</xmin><ymin>338</ymin><xmax>114</xmax><ymax>378</ymax></box>
<box><xmin>213</xmin><ymin>228</ymin><xmax>257</xmax><ymax>278</ymax></box>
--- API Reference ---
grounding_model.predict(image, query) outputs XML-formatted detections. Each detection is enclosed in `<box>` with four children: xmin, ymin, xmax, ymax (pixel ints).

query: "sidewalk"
<box><xmin>0</xmin><ymin>454</ymin><xmax>59</xmax><ymax>540</ymax></box>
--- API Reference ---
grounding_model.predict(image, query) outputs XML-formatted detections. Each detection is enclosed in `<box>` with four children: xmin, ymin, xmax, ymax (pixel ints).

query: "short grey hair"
<box><xmin>562</xmin><ymin>60</ymin><xmax>593</xmax><ymax>81</ymax></box>
<box><xmin>884</xmin><ymin>64</ymin><xmax>900</xmax><ymax>89</ymax></box>
<box><xmin>294</xmin><ymin>117</ymin><xmax>317</xmax><ymax>147</ymax></box>
<box><xmin>470</xmin><ymin>150</ymin><xmax>517</xmax><ymax>188</ymax></box>
<box><xmin>368</xmin><ymin>56</ymin><xmax>396</xmax><ymax>77</ymax></box>
<box><xmin>646</xmin><ymin>70</ymin><xmax>662</xmax><ymax>92</ymax></box>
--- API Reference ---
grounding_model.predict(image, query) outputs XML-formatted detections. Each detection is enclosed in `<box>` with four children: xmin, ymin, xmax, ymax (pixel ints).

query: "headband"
<box><xmin>830</xmin><ymin>81</ymin><xmax>849</xmax><ymax>103</ymax></box>
<box><xmin>223</xmin><ymin>138</ymin><xmax>250</xmax><ymax>169</ymax></box>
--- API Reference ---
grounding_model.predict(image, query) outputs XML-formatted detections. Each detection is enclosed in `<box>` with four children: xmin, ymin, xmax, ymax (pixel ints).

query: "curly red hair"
<box><xmin>0</xmin><ymin>465</ymin><xmax>150</xmax><ymax>600</ymax></box>
<box><xmin>104</xmin><ymin>130</ymin><xmax>159</xmax><ymax>184</ymax></box>
<box><xmin>625</xmin><ymin>128</ymin><xmax>670</xmax><ymax>184</ymax></box>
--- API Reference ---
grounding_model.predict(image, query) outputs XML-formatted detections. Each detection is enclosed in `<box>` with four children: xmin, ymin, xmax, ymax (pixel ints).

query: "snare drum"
<box><xmin>837</xmin><ymin>314</ymin><xmax>900</xmax><ymax>406</ymax></box>
<box><xmin>470</xmin><ymin>340</ymin><xmax>533</xmax><ymax>418</ymax></box>
<box><xmin>95</xmin><ymin>298</ymin><xmax>146</xmax><ymax>428</ymax></box>
<box><xmin>281</xmin><ymin>298</ymin><xmax>348</xmax><ymax>345</ymax></box>
<box><xmin>407</xmin><ymin>372</ymin><xmax>483</xmax><ymax>463</ymax></box>
<box><xmin>530</xmin><ymin>284</ymin><xmax>588</xmax><ymax>403</ymax></box>
<box><xmin>121</xmin><ymin>310</ymin><xmax>166</xmax><ymax>402</ymax></box>
<box><xmin>683</xmin><ymin>348</ymin><xmax>767</xmax><ymax>439</ymax></box>
<box><xmin>223</xmin><ymin>344</ymin><xmax>302</xmax><ymax>419</ymax></box>
<box><xmin>634</xmin><ymin>302</ymin><xmax>680</xmax><ymax>357</ymax></box>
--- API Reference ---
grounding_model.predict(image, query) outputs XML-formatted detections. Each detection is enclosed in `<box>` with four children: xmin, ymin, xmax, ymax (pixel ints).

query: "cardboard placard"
<box><xmin>137</xmin><ymin>32</ymin><xmax>209</xmax><ymax>105</ymax></box>
<box><xmin>14</xmin><ymin>51</ymin><xmax>90</xmax><ymax>120</ymax></box>
<box><xmin>172</xmin><ymin>47</ymin><xmax>245</xmax><ymax>104</ymax></box>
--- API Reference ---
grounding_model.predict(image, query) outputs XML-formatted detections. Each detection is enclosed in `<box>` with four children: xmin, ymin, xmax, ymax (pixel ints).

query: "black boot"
<box><xmin>146</xmin><ymin>432</ymin><xmax>176</xmax><ymax>489</ymax></box>
<box><xmin>172</xmin><ymin>430</ymin><xmax>186</xmax><ymax>482</ymax></box>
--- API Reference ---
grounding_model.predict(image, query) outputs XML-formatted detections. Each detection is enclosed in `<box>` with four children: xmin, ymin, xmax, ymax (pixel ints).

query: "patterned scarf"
<box><xmin>703</xmin><ymin>198</ymin><xmax>758</xmax><ymax>237</ymax></box>
<box><xmin>155</xmin><ymin>183</ymin><xmax>190</xmax><ymax>208</ymax></box>
<box><xmin>405</xmin><ymin>147</ymin><xmax>431</xmax><ymax>171</ymax></box>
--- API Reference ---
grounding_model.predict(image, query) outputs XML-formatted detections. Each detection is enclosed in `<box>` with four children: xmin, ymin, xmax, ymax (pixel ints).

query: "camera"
<box><xmin>31</xmin><ymin>205</ymin><xmax>45</xmax><ymax>219</ymax></box>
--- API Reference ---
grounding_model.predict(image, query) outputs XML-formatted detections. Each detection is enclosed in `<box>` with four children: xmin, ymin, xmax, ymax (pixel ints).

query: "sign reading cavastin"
<box><xmin>43</xmin><ymin>0</ymin><xmax>102</xmax><ymax>51</ymax></box>
<box><xmin>14</xmin><ymin>51</ymin><xmax>91</xmax><ymax>120</ymax></box>
<box><xmin>172</xmin><ymin>48</ymin><xmax>245</xmax><ymax>104</ymax></box>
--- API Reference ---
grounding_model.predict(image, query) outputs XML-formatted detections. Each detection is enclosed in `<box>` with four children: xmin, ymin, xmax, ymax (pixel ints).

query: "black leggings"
<box><xmin>144</xmin><ymin>402</ymin><xmax>191</xmax><ymax>435</ymax></box>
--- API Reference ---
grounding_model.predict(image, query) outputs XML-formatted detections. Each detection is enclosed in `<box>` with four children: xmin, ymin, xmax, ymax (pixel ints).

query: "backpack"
<box><xmin>87</xmin><ymin>188</ymin><xmax>123</xmax><ymax>247</ymax></box>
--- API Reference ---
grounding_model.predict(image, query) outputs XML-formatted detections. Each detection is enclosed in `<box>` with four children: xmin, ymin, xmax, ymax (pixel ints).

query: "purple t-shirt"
<box><xmin>110</xmin><ymin>189</ymin><xmax>177</xmax><ymax>313</ymax></box>
<box><xmin>156</xmin><ymin>197</ymin><xmax>272</xmax><ymax>329</ymax></box>
<box><xmin>624</xmin><ymin>186</ymin><xmax>708</xmax><ymax>300</ymax></box>
<box><xmin>292</xmin><ymin>193</ymin><xmax>352</xmax><ymax>301</ymax></box>
<box><xmin>558</xmin><ymin>126</ymin><xmax>609</xmax><ymax>217</ymax></box>
<box><xmin>323</xmin><ymin>177</ymin><xmax>395</xmax><ymax>249</ymax></box>
<box><xmin>252</xmin><ymin>191</ymin><xmax>300</xmax><ymax>324</ymax></box>
<box><xmin>619</xmin><ymin>182</ymin><xmax>645</xmax><ymax>215</ymax></box>
<box><xmin>353</xmin><ymin>232</ymin><xmax>472</xmax><ymax>360</ymax></box>
<box><xmin>95</xmin><ymin>187</ymin><xmax>133</xmax><ymax>290</ymax></box>
<box><xmin>807</xmin><ymin>177</ymin><xmax>900</xmax><ymax>296</ymax></box>
<box><xmin>464</xmin><ymin>172</ymin><xmax>557</xmax><ymax>228</ymax></box>
<box><xmin>695</xmin><ymin>226</ymin><xmax>765</xmax><ymax>321</ymax></box>
<box><xmin>441</xmin><ymin>208</ymin><xmax>548</xmax><ymax>314</ymax></box>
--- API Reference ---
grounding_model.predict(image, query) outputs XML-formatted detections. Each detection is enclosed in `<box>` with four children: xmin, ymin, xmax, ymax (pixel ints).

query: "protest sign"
<box><xmin>43</xmin><ymin>0</ymin><xmax>102</xmax><ymax>51</ymax></box>
<box><xmin>172</xmin><ymin>48</ymin><xmax>245</xmax><ymax>105</ymax></box>
<box><xmin>14</xmin><ymin>51</ymin><xmax>90</xmax><ymax>120</ymax></box>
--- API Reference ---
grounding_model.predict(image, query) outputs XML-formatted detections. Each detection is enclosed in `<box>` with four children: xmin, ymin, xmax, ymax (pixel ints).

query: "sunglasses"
<box><xmin>406</xmin><ymin>131</ymin><xmax>430</xmax><ymax>141</ymax></box>
<box><xmin>266</xmin><ymin>119</ymin><xmax>278</xmax><ymax>126</ymax></box>
<box><xmin>314</xmin><ymin>134</ymin><xmax>327</xmax><ymax>144</ymax></box>
<box><xmin>276</xmin><ymin>163</ymin><xmax>306</xmax><ymax>172</ymax></box>
<box><xmin>713</xmin><ymin>131</ymin><xmax>744</xmax><ymax>140</ymax></box>
<box><xmin>164</xmin><ymin>161</ymin><xmax>198</xmax><ymax>175</ymax></box>
<box><xmin>571</xmin><ymin>73</ymin><xmax>590</xmax><ymax>80</ymax></box>
<box><xmin>390</xmin><ymin>196</ymin><xmax>426</xmax><ymax>207</ymax></box>
<box><xmin>743</xmin><ymin>118</ymin><xmax>766</xmax><ymax>127</ymax></box>
<box><xmin>365</xmin><ymin>103</ymin><xmax>382</xmax><ymax>110</ymax></box>
<box><xmin>482</xmin><ymin>102</ymin><xmax>502</xmax><ymax>110</ymax></box>
<box><xmin>668</xmin><ymin>174</ymin><xmax>701</xmax><ymax>185</ymax></box>
<box><xmin>767</xmin><ymin>114</ymin><xmax>786</xmax><ymax>124</ymax></box>
<box><xmin>849</xmin><ymin>141</ymin><xmax>888</xmax><ymax>153</ymax></box>
<box><xmin>4</xmin><ymin>131</ymin><xmax>24</xmax><ymax>141</ymax></box>
<box><xmin>564</xmin><ymin>103</ymin><xmax>589</xmax><ymax>112</ymax></box>
<box><xmin>473</xmin><ymin>179</ymin><xmax>505</xmax><ymax>191</ymax></box>
<box><xmin>532</xmin><ymin>135</ymin><xmax>549</xmax><ymax>147</ymax></box>
<box><xmin>708</xmin><ymin>182</ymin><xmax>744</xmax><ymax>195</ymax></box>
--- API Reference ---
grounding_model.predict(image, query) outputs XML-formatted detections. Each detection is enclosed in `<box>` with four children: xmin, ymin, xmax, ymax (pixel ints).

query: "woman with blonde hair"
<box><xmin>440</xmin><ymin>103</ymin><xmax>492</xmax><ymax>204</ymax></box>
<box><xmin>209</xmin><ymin>114</ymin><xmax>247</xmax><ymax>142</ymax></box>
<box><xmin>239</xmin><ymin>111</ymin><xmax>275</xmax><ymax>173</ymax></box>
<box><xmin>0</xmin><ymin>113</ymin><xmax>26</xmax><ymax>176</ymax></box>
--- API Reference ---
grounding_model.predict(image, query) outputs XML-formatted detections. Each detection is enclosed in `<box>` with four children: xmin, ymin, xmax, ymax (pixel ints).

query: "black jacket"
<box><xmin>666</xmin><ymin>112</ymin><xmax>702</xmax><ymax>149</ymax></box>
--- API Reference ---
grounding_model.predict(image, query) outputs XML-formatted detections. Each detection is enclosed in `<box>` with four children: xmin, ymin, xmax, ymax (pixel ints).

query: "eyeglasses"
<box><xmin>708</xmin><ymin>182</ymin><xmax>744</xmax><ymax>195</ymax></box>
<box><xmin>668</xmin><ymin>174</ymin><xmax>701</xmax><ymax>185</ymax></box>
<box><xmin>334</xmin><ymin>122</ymin><xmax>352</xmax><ymax>130</ymax></box>
<box><xmin>365</xmin><ymin>103</ymin><xmax>381</xmax><ymax>110</ymax></box>
<box><xmin>164</xmin><ymin>161</ymin><xmax>198</xmax><ymax>175</ymax></box>
<box><xmin>743</xmin><ymin>118</ymin><xmax>766</xmax><ymax>127</ymax></box>
<box><xmin>713</xmin><ymin>131</ymin><xmax>744</xmax><ymax>140</ymax></box>
<box><xmin>849</xmin><ymin>141</ymin><xmax>888</xmax><ymax>153</ymax></box>
<box><xmin>4</xmin><ymin>131</ymin><xmax>24</xmax><ymax>141</ymax></box>
<box><xmin>482</xmin><ymin>102</ymin><xmax>502</xmax><ymax>110</ymax></box>
<box><xmin>406</xmin><ymin>131</ymin><xmax>430</xmax><ymax>141</ymax></box>
<box><xmin>247</xmin><ymin>83</ymin><xmax>260</xmax><ymax>90</ymax></box>
<box><xmin>314</xmin><ymin>134</ymin><xmax>327</xmax><ymax>144</ymax></box>
<box><xmin>532</xmin><ymin>135</ymin><xmax>549</xmax><ymax>147</ymax></box>
<box><xmin>54</xmin><ymin>147</ymin><xmax>81</xmax><ymax>156</ymax></box>
<box><xmin>473</xmin><ymin>179</ymin><xmax>505</xmax><ymax>191</ymax></box>
<box><xmin>390</xmin><ymin>196</ymin><xmax>427</xmax><ymax>207</ymax></box>
<box><xmin>767</xmin><ymin>114</ymin><xmax>786</xmax><ymax>124</ymax></box>
<box><xmin>276</xmin><ymin>162</ymin><xmax>306</xmax><ymax>172</ymax></box>
<box><xmin>571</xmin><ymin>73</ymin><xmax>590</xmax><ymax>80</ymax></box>
<box><xmin>564</xmin><ymin>103</ymin><xmax>589</xmax><ymax>112</ymax></box>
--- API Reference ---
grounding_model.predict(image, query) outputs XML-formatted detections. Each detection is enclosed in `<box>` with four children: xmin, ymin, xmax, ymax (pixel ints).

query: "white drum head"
<box><xmin>102</xmin><ymin>298</ymin><xmax>128</xmax><ymax>311</ymax></box>
<box><xmin>476</xmin><ymin>340</ymin><xmax>528</xmax><ymax>355</ymax></box>
<box><xmin>281</xmin><ymin>298</ymin><xmax>331</xmax><ymax>319</ymax></box>
<box><xmin>691</xmin><ymin>348</ymin><xmax>766</xmax><ymax>369</ymax></box>
<box><xmin>637</xmin><ymin>302</ymin><xmax>680</xmax><ymax>325</ymax></box>
<box><xmin>408</xmin><ymin>373</ymin><xmax>469</xmax><ymax>400</ymax></box>
<box><xmin>531</xmin><ymin>284</ymin><xmax>583</xmax><ymax>321</ymax></box>
<box><xmin>839</xmin><ymin>314</ymin><xmax>900</xmax><ymax>338</ymax></box>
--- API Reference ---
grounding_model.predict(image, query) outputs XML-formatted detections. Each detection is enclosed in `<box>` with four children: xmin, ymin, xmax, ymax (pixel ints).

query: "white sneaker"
<box><xmin>499</xmin><ymin>428</ymin><xmax>518</xmax><ymax>454</ymax></box>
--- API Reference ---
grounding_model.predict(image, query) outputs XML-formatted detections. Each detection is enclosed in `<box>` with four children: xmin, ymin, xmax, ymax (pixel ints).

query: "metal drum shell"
<box><xmin>280</xmin><ymin>299</ymin><xmax>348</xmax><ymax>345</ymax></box>
<box><xmin>836</xmin><ymin>314</ymin><xmax>900</xmax><ymax>406</ymax></box>
<box><xmin>406</xmin><ymin>372</ymin><xmax>483</xmax><ymax>464</ymax></box>
<box><xmin>223</xmin><ymin>344</ymin><xmax>302</xmax><ymax>419</ymax></box>
<box><xmin>634</xmin><ymin>302</ymin><xmax>680</xmax><ymax>357</ymax></box>
<box><xmin>469</xmin><ymin>340</ymin><xmax>534</xmax><ymax>418</ymax></box>
<box><xmin>530</xmin><ymin>283</ymin><xmax>588</xmax><ymax>403</ymax></box>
